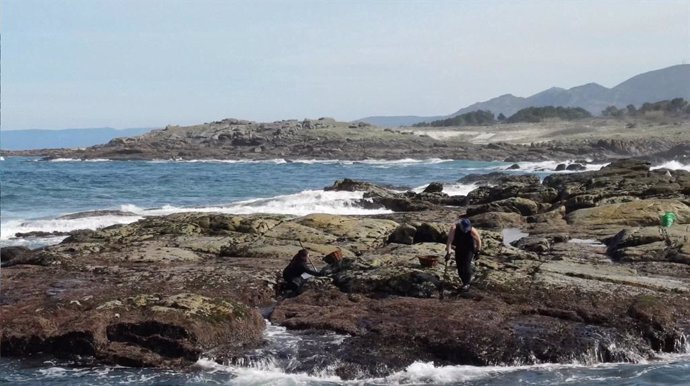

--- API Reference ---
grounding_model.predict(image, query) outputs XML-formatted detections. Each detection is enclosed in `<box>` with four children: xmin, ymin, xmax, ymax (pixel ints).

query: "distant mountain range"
<box><xmin>0</xmin><ymin>127</ymin><xmax>153</xmax><ymax>151</ymax></box>
<box><xmin>358</xmin><ymin>64</ymin><xmax>690</xmax><ymax>127</ymax></box>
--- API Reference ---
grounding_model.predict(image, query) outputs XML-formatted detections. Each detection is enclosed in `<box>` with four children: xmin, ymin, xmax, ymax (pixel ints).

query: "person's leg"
<box><xmin>283</xmin><ymin>276</ymin><xmax>304</xmax><ymax>296</ymax></box>
<box><xmin>291</xmin><ymin>276</ymin><xmax>305</xmax><ymax>293</ymax></box>
<box><xmin>454</xmin><ymin>251</ymin><xmax>463</xmax><ymax>281</ymax></box>
<box><xmin>455</xmin><ymin>249</ymin><xmax>474</xmax><ymax>287</ymax></box>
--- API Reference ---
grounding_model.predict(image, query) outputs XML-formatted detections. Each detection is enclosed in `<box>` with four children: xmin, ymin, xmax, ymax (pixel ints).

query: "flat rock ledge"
<box><xmin>1</xmin><ymin>159</ymin><xmax>689</xmax><ymax>378</ymax></box>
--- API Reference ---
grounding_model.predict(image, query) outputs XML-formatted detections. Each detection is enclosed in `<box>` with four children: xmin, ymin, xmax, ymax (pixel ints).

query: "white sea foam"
<box><xmin>196</xmin><ymin>358</ymin><xmax>343</xmax><ymax>385</ymax></box>
<box><xmin>37</xmin><ymin>367</ymin><xmax>70</xmax><ymax>377</ymax></box>
<box><xmin>0</xmin><ymin>235</ymin><xmax>70</xmax><ymax>249</ymax></box>
<box><xmin>238</xmin><ymin>189</ymin><xmax>386</xmax><ymax>217</ymax></box>
<box><xmin>410</xmin><ymin>183</ymin><xmax>478</xmax><ymax>196</ymax></box>
<box><xmin>441</xmin><ymin>183</ymin><xmax>479</xmax><ymax>196</ymax></box>
<box><xmin>651</xmin><ymin>161</ymin><xmax>690</xmax><ymax>172</ymax></box>
<box><xmin>287</xmin><ymin>159</ymin><xmax>342</xmax><ymax>164</ymax></box>
<box><xmin>48</xmin><ymin>158</ymin><xmax>81</xmax><ymax>162</ymax></box>
<box><xmin>511</xmin><ymin>160</ymin><xmax>608</xmax><ymax>173</ymax></box>
<box><xmin>355</xmin><ymin>158</ymin><xmax>452</xmax><ymax>166</ymax></box>
<box><xmin>121</xmin><ymin>190</ymin><xmax>392</xmax><ymax>217</ymax></box>
<box><xmin>194</xmin><ymin>358</ymin><xmax>671</xmax><ymax>385</ymax></box>
<box><xmin>0</xmin><ymin>215</ymin><xmax>143</xmax><ymax>241</ymax></box>
<box><xmin>382</xmin><ymin>361</ymin><xmax>520</xmax><ymax>384</ymax></box>
<box><xmin>1</xmin><ymin>190</ymin><xmax>390</xmax><ymax>246</ymax></box>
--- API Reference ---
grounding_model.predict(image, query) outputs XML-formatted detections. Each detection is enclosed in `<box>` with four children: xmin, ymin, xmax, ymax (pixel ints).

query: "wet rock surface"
<box><xmin>1</xmin><ymin>159</ymin><xmax>689</xmax><ymax>377</ymax></box>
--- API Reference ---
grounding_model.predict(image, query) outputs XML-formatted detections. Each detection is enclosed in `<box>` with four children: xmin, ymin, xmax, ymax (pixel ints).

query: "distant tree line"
<box><xmin>415</xmin><ymin>106</ymin><xmax>591</xmax><ymax>127</ymax></box>
<box><xmin>413</xmin><ymin>110</ymin><xmax>495</xmax><ymax>127</ymax></box>
<box><xmin>505</xmin><ymin>106</ymin><xmax>592</xmax><ymax>123</ymax></box>
<box><xmin>414</xmin><ymin>98</ymin><xmax>690</xmax><ymax>127</ymax></box>
<box><xmin>601</xmin><ymin>98</ymin><xmax>690</xmax><ymax>118</ymax></box>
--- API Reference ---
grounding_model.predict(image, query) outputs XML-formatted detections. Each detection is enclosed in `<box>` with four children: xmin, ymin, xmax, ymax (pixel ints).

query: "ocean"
<box><xmin>1</xmin><ymin>156</ymin><xmax>689</xmax><ymax>385</ymax></box>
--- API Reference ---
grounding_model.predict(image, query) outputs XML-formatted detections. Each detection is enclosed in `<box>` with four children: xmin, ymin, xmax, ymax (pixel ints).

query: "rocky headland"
<box><xmin>3</xmin><ymin>117</ymin><xmax>689</xmax><ymax>163</ymax></box>
<box><xmin>1</xmin><ymin>159</ymin><xmax>689</xmax><ymax>378</ymax></box>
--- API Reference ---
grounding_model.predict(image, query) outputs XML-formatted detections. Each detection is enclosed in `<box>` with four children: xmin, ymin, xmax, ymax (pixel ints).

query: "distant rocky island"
<box><xmin>3</xmin><ymin>64</ymin><xmax>689</xmax><ymax>163</ymax></box>
<box><xmin>3</xmin><ymin>113</ymin><xmax>689</xmax><ymax>164</ymax></box>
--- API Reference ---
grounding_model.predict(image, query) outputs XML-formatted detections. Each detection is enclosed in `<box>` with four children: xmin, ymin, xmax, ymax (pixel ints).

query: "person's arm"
<box><xmin>446</xmin><ymin>224</ymin><xmax>456</xmax><ymax>255</ymax></box>
<box><xmin>471</xmin><ymin>228</ymin><xmax>482</xmax><ymax>251</ymax></box>
<box><xmin>301</xmin><ymin>261</ymin><xmax>324</xmax><ymax>277</ymax></box>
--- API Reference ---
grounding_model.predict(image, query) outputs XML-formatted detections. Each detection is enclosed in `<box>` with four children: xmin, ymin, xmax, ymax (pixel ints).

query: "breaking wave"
<box><xmin>1</xmin><ymin>190</ymin><xmax>390</xmax><ymax>247</ymax></box>
<box><xmin>651</xmin><ymin>161</ymin><xmax>690</xmax><ymax>172</ymax></box>
<box><xmin>507</xmin><ymin>160</ymin><xmax>609</xmax><ymax>173</ymax></box>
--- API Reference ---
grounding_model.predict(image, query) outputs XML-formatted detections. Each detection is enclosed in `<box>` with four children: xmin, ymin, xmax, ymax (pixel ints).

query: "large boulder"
<box><xmin>459</xmin><ymin>172</ymin><xmax>540</xmax><ymax>186</ymax></box>
<box><xmin>605</xmin><ymin>226</ymin><xmax>690</xmax><ymax>263</ymax></box>
<box><xmin>526</xmin><ymin>206</ymin><xmax>567</xmax><ymax>226</ymax></box>
<box><xmin>466</xmin><ymin>183</ymin><xmax>557</xmax><ymax>206</ymax></box>
<box><xmin>0</xmin><ymin>246</ymin><xmax>33</xmax><ymax>263</ymax></box>
<box><xmin>371</xmin><ymin>195</ymin><xmax>439</xmax><ymax>212</ymax></box>
<box><xmin>543</xmin><ymin>159</ymin><xmax>686</xmax><ymax>206</ymax></box>
<box><xmin>1</xmin><ymin>291</ymin><xmax>265</xmax><ymax>367</ymax></box>
<box><xmin>295</xmin><ymin>214</ymin><xmax>399</xmax><ymax>248</ymax></box>
<box><xmin>325</xmin><ymin>178</ymin><xmax>447</xmax><ymax>212</ymax></box>
<box><xmin>387</xmin><ymin>224</ymin><xmax>417</xmax><ymax>245</ymax></box>
<box><xmin>467</xmin><ymin>197</ymin><xmax>542</xmax><ymax>217</ymax></box>
<box><xmin>511</xmin><ymin>237</ymin><xmax>552</xmax><ymax>253</ymax></box>
<box><xmin>423</xmin><ymin>182</ymin><xmax>444</xmax><ymax>193</ymax></box>
<box><xmin>468</xmin><ymin>212</ymin><xmax>525</xmax><ymax>229</ymax></box>
<box><xmin>412</xmin><ymin>222</ymin><xmax>448</xmax><ymax>243</ymax></box>
<box><xmin>566</xmin><ymin>199</ymin><xmax>690</xmax><ymax>227</ymax></box>
<box><xmin>325</xmin><ymin>178</ymin><xmax>392</xmax><ymax>197</ymax></box>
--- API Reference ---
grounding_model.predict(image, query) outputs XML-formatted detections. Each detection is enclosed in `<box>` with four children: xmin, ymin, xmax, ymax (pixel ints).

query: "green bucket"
<box><xmin>660</xmin><ymin>211</ymin><xmax>677</xmax><ymax>228</ymax></box>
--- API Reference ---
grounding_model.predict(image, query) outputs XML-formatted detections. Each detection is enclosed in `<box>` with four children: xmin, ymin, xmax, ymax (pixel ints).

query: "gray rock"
<box><xmin>388</xmin><ymin>224</ymin><xmax>417</xmax><ymax>245</ymax></box>
<box><xmin>423</xmin><ymin>182</ymin><xmax>444</xmax><ymax>193</ymax></box>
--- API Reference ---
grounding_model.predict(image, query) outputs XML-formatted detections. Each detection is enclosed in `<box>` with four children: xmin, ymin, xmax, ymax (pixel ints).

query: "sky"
<box><xmin>2</xmin><ymin>0</ymin><xmax>689</xmax><ymax>130</ymax></box>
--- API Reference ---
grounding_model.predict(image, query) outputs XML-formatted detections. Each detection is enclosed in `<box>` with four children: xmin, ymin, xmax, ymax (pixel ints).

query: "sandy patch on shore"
<box><xmin>412</xmin><ymin>127</ymin><xmax>548</xmax><ymax>144</ymax></box>
<box><xmin>409</xmin><ymin>119</ymin><xmax>690</xmax><ymax>145</ymax></box>
<box><xmin>408</xmin><ymin>130</ymin><xmax>462</xmax><ymax>140</ymax></box>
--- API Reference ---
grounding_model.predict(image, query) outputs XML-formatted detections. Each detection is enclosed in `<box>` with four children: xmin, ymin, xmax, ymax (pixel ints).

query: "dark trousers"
<box><xmin>284</xmin><ymin>276</ymin><xmax>305</xmax><ymax>294</ymax></box>
<box><xmin>455</xmin><ymin>249</ymin><xmax>474</xmax><ymax>285</ymax></box>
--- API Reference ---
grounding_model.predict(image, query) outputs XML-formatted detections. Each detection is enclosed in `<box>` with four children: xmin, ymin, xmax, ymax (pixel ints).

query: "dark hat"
<box><xmin>460</xmin><ymin>218</ymin><xmax>472</xmax><ymax>233</ymax></box>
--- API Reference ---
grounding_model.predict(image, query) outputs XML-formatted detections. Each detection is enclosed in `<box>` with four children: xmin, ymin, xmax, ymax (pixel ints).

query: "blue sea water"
<box><xmin>1</xmin><ymin>156</ymin><xmax>689</xmax><ymax>385</ymax></box>
<box><xmin>1</xmin><ymin>156</ymin><xmax>558</xmax><ymax>247</ymax></box>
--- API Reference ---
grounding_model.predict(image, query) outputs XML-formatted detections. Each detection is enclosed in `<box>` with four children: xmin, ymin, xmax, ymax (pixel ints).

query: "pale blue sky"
<box><xmin>2</xmin><ymin>0</ymin><xmax>689</xmax><ymax>130</ymax></box>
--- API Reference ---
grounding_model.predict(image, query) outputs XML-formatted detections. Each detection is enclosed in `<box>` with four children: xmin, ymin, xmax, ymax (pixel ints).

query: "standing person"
<box><xmin>282</xmin><ymin>249</ymin><xmax>323</xmax><ymax>295</ymax></box>
<box><xmin>446</xmin><ymin>218</ymin><xmax>482</xmax><ymax>291</ymax></box>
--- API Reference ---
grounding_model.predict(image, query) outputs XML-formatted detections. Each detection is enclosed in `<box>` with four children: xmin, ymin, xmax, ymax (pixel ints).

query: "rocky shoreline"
<box><xmin>3</xmin><ymin>117</ymin><xmax>690</xmax><ymax>163</ymax></box>
<box><xmin>1</xmin><ymin>159</ymin><xmax>689</xmax><ymax>378</ymax></box>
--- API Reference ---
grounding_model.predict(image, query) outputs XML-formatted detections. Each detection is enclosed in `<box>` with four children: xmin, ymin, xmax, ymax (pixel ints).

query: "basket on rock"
<box><xmin>323</xmin><ymin>249</ymin><xmax>343</xmax><ymax>265</ymax></box>
<box><xmin>417</xmin><ymin>255</ymin><xmax>439</xmax><ymax>268</ymax></box>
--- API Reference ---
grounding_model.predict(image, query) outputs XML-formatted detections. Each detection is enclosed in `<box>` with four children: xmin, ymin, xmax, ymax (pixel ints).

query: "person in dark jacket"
<box><xmin>446</xmin><ymin>218</ymin><xmax>482</xmax><ymax>291</ymax></box>
<box><xmin>282</xmin><ymin>249</ymin><xmax>323</xmax><ymax>294</ymax></box>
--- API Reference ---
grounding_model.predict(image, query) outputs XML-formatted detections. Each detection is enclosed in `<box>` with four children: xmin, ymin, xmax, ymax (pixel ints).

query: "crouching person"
<box><xmin>282</xmin><ymin>249</ymin><xmax>324</xmax><ymax>295</ymax></box>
